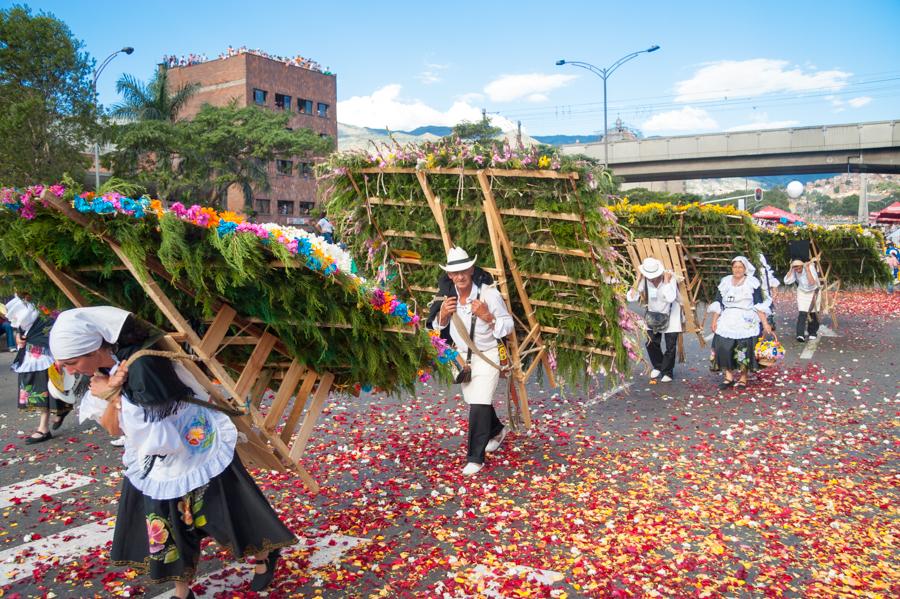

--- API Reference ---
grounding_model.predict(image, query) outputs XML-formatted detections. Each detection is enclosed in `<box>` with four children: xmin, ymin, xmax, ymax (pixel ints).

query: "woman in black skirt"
<box><xmin>5</xmin><ymin>296</ymin><xmax>70</xmax><ymax>444</ymax></box>
<box><xmin>708</xmin><ymin>257</ymin><xmax>774</xmax><ymax>389</ymax></box>
<box><xmin>50</xmin><ymin>307</ymin><xmax>295</xmax><ymax>598</ymax></box>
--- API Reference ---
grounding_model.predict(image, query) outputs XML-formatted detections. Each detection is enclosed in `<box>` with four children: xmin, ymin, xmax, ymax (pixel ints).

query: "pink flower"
<box><xmin>146</xmin><ymin>517</ymin><xmax>169</xmax><ymax>553</ymax></box>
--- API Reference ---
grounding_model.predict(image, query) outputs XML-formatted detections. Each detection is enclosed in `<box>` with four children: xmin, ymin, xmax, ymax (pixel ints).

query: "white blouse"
<box><xmin>626</xmin><ymin>279</ymin><xmax>683</xmax><ymax>333</ymax></box>
<box><xmin>708</xmin><ymin>275</ymin><xmax>770</xmax><ymax>340</ymax></box>
<box><xmin>431</xmin><ymin>283</ymin><xmax>514</xmax><ymax>351</ymax></box>
<box><xmin>80</xmin><ymin>360</ymin><xmax>238</xmax><ymax>500</ymax></box>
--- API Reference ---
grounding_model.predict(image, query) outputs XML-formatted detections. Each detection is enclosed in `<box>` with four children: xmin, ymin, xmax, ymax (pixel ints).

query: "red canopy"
<box><xmin>752</xmin><ymin>206</ymin><xmax>805</xmax><ymax>224</ymax></box>
<box><xmin>875</xmin><ymin>201</ymin><xmax>900</xmax><ymax>223</ymax></box>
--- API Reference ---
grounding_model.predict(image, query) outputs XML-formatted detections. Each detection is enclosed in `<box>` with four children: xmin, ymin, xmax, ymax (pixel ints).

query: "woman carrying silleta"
<box><xmin>783</xmin><ymin>258</ymin><xmax>820</xmax><ymax>342</ymax></box>
<box><xmin>50</xmin><ymin>307</ymin><xmax>295</xmax><ymax>599</ymax></box>
<box><xmin>626</xmin><ymin>257</ymin><xmax>683</xmax><ymax>383</ymax></box>
<box><xmin>5</xmin><ymin>295</ymin><xmax>71</xmax><ymax>444</ymax></box>
<box><xmin>708</xmin><ymin>256</ymin><xmax>774</xmax><ymax>389</ymax></box>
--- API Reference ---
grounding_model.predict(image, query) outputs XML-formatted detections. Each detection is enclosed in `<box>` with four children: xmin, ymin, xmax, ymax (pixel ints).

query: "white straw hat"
<box><xmin>639</xmin><ymin>257</ymin><xmax>664</xmax><ymax>278</ymax></box>
<box><xmin>440</xmin><ymin>247</ymin><xmax>477</xmax><ymax>272</ymax></box>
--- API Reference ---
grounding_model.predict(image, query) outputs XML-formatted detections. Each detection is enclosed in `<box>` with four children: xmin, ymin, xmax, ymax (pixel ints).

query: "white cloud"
<box><xmin>727</xmin><ymin>120</ymin><xmax>800</xmax><ymax>132</ymax></box>
<box><xmin>338</xmin><ymin>84</ymin><xmax>516</xmax><ymax>131</ymax></box>
<box><xmin>848</xmin><ymin>96</ymin><xmax>872</xmax><ymax>108</ymax></box>
<box><xmin>642</xmin><ymin>106</ymin><xmax>717</xmax><ymax>133</ymax></box>
<box><xmin>483</xmin><ymin>73</ymin><xmax>577</xmax><ymax>102</ymax></box>
<box><xmin>675</xmin><ymin>59</ymin><xmax>851</xmax><ymax>102</ymax></box>
<box><xmin>417</xmin><ymin>62</ymin><xmax>448</xmax><ymax>85</ymax></box>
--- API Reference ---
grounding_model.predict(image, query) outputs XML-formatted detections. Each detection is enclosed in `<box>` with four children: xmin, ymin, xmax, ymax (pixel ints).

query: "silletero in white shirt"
<box><xmin>431</xmin><ymin>283</ymin><xmax>514</xmax><ymax>350</ymax></box>
<box><xmin>626</xmin><ymin>279</ymin><xmax>683</xmax><ymax>334</ymax></box>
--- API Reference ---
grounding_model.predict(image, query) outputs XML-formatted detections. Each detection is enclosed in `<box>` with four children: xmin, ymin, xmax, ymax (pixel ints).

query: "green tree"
<box><xmin>108</xmin><ymin>103</ymin><xmax>333</xmax><ymax>208</ymax></box>
<box><xmin>446</xmin><ymin>114</ymin><xmax>501</xmax><ymax>146</ymax></box>
<box><xmin>621</xmin><ymin>188</ymin><xmax>702</xmax><ymax>205</ymax></box>
<box><xmin>0</xmin><ymin>5</ymin><xmax>96</xmax><ymax>185</ymax></box>
<box><xmin>110</xmin><ymin>66</ymin><xmax>199</xmax><ymax>122</ymax></box>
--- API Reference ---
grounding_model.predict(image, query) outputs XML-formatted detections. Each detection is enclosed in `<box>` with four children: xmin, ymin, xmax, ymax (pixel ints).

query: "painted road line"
<box><xmin>817</xmin><ymin>324</ymin><xmax>839</xmax><ymax>337</ymax></box>
<box><xmin>0</xmin><ymin>468</ymin><xmax>95</xmax><ymax>509</ymax></box>
<box><xmin>148</xmin><ymin>533</ymin><xmax>367</xmax><ymax>599</ymax></box>
<box><xmin>800</xmin><ymin>337</ymin><xmax>820</xmax><ymax>360</ymax></box>
<box><xmin>0</xmin><ymin>517</ymin><xmax>115</xmax><ymax>584</ymax></box>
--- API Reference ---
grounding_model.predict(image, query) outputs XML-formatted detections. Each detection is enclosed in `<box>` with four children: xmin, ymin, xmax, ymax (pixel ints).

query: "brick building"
<box><xmin>166</xmin><ymin>52</ymin><xmax>337</xmax><ymax>224</ymax></box>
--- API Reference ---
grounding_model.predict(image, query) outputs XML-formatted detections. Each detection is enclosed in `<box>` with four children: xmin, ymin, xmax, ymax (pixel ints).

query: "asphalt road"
<box><xmin>1</xmin><ymin>290</ymin><xmax>897</xmax><ymax>598</ymax></box>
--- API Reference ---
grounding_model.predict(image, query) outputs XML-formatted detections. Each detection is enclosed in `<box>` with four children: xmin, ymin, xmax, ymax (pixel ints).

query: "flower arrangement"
<box><xmin>754</xmin><ymin>337</ymin><xmax>785</xmax><ymax>367</ymax></box>
<box><xmin>0</xmin><ymin>184</ymin><xmax>449</xmax><ymax>391</ymax></box>
<box><xmin>319</xmin><ymin>140</ymin><xmax>638</xmax><ymax>385</ymax></box>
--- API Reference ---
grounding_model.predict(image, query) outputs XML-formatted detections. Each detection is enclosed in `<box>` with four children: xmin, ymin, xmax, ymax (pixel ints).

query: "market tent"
<box><xmin>753</xmin><ymin>206</ymin><xmax>805</xmax><ymax>224</ymax></box>
<box><xmin>874</xmin><ymin>201</ymin><xmax>900</xmax><ymax>223</ymax></box>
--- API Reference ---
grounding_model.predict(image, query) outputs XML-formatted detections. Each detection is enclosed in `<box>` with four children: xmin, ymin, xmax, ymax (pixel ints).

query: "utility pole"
<box><xmin>859</xmin><ymin>172</ymin><xmax>869</xmax><ymax>223</ymax></box>
<box><xmin>516</xmin><ymin>120</ymin><xmax>522</xmax><ymax>147</ymax></box>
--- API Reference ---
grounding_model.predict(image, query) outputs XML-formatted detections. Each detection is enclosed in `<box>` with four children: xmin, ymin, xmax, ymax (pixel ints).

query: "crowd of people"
<box><xmin>161</xmin><ymin>46</ymin><xmax>329</xmax><ymax>74</ymax></box>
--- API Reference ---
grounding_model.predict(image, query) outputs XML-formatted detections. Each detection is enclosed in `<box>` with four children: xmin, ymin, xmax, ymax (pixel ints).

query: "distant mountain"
<box><xmin>337</xmin><ymin>123</ymin><xmax>540</xmax><ymax>150</ymax></box>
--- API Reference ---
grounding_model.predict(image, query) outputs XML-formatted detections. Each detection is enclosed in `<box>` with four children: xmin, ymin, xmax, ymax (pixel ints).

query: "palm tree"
<box><xmin>110</xmin><ymin>66</ymin><xmax>199</xmax><ymax>122</ymax></box>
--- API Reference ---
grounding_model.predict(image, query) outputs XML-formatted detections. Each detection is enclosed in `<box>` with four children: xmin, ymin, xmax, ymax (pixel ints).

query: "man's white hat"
<box><xmin>440</xmin><ymin>247</ymin><xmax>477</xmax><ymax>272</ymax></box>
<box><xmin>639</xmin><ymin>257</ymin><xmax>664</xmax><ymax>279</ymax></box>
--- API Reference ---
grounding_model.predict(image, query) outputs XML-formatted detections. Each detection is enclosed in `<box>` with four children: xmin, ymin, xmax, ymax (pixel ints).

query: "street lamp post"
<box><xmin>556</xmin><ymin>45</ymin><xmax>660</xmax><ymax>167</ymax></box>
<box><xmin>92</xmin><ymin>47</ymin><xmax>134</xmax><ymax>191</ymax></box>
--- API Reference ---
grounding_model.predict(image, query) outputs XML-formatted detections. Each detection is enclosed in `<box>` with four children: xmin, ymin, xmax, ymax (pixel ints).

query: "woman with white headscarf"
<box><xmin>708</xmin><ymin>257</ymin><xmax>773</xmax><ymax>389</ymax></box>
<box><xmin>5</xmin><ymin>295</ymin><xmax>70</xmax><ymax>444</ymax></box>
<box><xmin>50</xmin><ymin>307</ymin><xmax>295</xmax><ymax>598</ymax></box>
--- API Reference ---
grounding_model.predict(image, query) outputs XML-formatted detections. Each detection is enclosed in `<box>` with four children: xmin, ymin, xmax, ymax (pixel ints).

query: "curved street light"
<box><xmin>556</xmin><ymin>45</ymin><xmax>660</xmax><ymax>167</ymax></box>
<box><xmin>92</xmin><ymin>47</ymin><xmax>134</xmax><ymax>190</ymax></box>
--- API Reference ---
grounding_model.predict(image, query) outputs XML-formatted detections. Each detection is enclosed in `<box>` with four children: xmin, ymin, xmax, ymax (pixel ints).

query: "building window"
<box><xmin>319</xmin><ymin>133</ymin><xmax>329</xmax><ymax>139</ymax></box>
<box><xmin>276</xmin><ymin>159</ymin><xmax>293</xmax><ymax>175</ymax></box>
<box><xmin>298</xmin><ymin>202</ymin><xmax>314</xmax><ymax>216</ymax></box>
<box><xmin>255</xmin><ymin>199</ymin><xmax>271</xmax><ymax>215</ymax></box>
<box><xmin>275</xmin><ymin>93</ymin><xmax>292</xmax><ymax>111</ymax></box>
<box><xmin>298</xmin><ymin>162</ymin><xmax>313</xmax><ymax>178</ymax></box>
<box><xmin>298</xmin><ymin>98</ymin><xmax>313</xmax><ymax>114</ymax></box>
<box><xmin>277</xmin><ymin>200</ymin><xmax>294</xmax><ymax>215</ymax></box>
<box><xmin>253</xmin><ymin>88</ymin><xmax>267</xmax><ymax>105</ymax></box>
<box><xmin>317</xmin><ymin>102</ymin><xmax>329</xmax><ymax>117</ymax></box>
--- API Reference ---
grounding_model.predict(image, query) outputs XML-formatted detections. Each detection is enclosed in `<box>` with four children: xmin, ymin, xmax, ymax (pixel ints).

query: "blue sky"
<box><xmin>11</xmin><ymin>0</ymin><xmax>900</xmax><ymax>136</ymax></box>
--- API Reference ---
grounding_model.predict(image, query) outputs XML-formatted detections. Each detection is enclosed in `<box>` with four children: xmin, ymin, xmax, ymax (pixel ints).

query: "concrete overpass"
<box><xmin>560</xmin><ymin>120</ymin><xmax>900</xmax><ymax>183</ymax></box>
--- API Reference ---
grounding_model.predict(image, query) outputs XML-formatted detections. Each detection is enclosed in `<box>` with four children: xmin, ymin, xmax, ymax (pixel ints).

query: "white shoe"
<box><xmin>649</xmin><ymin>369</ymin><xmax>661</xmax><ymax>378</ymax></box>
<box><xmin>485</xmin><ymin>428</ymin><xmax>508</xmax><ymax>453</ymax></box>
<box><xmin>110</xmin><ymin>436</ymin><xmax>126</xmax><ymax>447</ymax></box>
<box><xmin>8</xmin><ymin>347</ymin><xmax>17</xmax><ymax>353</ymax></box>
<box><xmin>660</xmin><ymin>375</ymin><xmax>673</xmax><ymax>383</ymax></box>
<box><xmin>808</xmin><ymin>334</ymin><xmax>817</xmax><ymax>340</ymax></box>
<box><xmin>461</xmin><ymin>462</ymin><xmax>483</xmax><ymax>476</ymax></box>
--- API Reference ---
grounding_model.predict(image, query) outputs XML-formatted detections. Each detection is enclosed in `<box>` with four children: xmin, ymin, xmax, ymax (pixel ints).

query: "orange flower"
<box><xmin>149</xmin><ymin>200</ymin><xmax>165</xmax><ymax>218</ymax></box>
<box><xmin>219</xmin><ymin>210</ymin><xmax>245</xmax><ymax>224</ymax></box>
<box><xmin>199</xmin><ymin>207</ymin><xmax>220</xmax><ymax>228</ymax></box>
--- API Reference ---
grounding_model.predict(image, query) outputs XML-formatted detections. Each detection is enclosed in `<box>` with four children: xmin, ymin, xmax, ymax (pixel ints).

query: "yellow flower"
<box><xmin>425</xmin><ymin>153</ymin><xmax>436</xmax><ymax>169</ymax></box>
<box><xmin>219</xmin><ymin>211</ymin><xmax>244</xmax><ymax>224</ymax></box>
<box><xmin>537</xmin><ymin>155</ymin><xmax>551</xmax><ymax>169</ymax></box>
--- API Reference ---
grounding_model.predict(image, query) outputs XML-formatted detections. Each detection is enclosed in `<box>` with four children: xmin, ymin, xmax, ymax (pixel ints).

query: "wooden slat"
<box><xmin>250</xmin><ymin>369</ymin><xmax>274</xmax><ymax>409</ymax></box>
<box><xmin>530</xmin><ymin>299</ymin><xmax>604</xmax><ymax>315</ymax></box>
<box><xmin>199</xmin><ymin>304</ymin><xmax>237</xmax><ymax>357</ymax></box>
<box><xmin>498</xmin><ymin>208</ymin><xmax>581</xmax><ymax>222</ymax></box>
<box><xmin>556</xmin><ymin>342</ymin><xmax>616</xmax><ymax>357</ymax></box>
<box><xmin>383</xmin><ymin>229</ymin><xmax>442</xmax><ymax>240</ymax></box>
<box><xmin>511</xmin><ymin>242</ymin><xmax>590</xmax><ymax>258</ymax></box>
<box><xmin>234</xmin><ymin>332</ymin><xmax>278</xmax><ymax>399</ymax></box>
<box><xmin>281</xmin><ymin>370</ymin><xmax>319</xmax><ymax>445</ymax></box>
<box><xmin>416</xmin><ymin>171</ymin><xmax>453</xmax><ymax>254</ymax></box>
<box><xmin>289</xmin><ymin>372</ymin><xmax>335</xmax><ymax>461</ymax></box>
<box><xmin>34</xmin><ymin>258</ymin><xmax>88</xmax><ymax>307</ymax></box>
<box><xmin>521</xmin><ymin>271</ymin><xmax>599</xmax><ymax>287</ymax></box>
<box><xmin>356</xmin><ymin>167</ymin><xmax>578</xmax><ymax>180</ymax></box>
<box><xmin>263</xmin><ymin>359</ymin><xmax>306</xmax><ymax>431</ymax></box>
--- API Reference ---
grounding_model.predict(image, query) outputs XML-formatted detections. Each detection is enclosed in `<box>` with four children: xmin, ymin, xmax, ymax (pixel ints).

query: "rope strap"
<box><xmin>96</xmin><ymin>349</ymin><xmax>245</xmax><ymax>416</ymax></box>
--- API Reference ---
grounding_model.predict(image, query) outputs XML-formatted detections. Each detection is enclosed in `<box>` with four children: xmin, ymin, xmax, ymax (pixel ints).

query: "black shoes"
<box><xmin>250</xmin><ymin>548</ymin><xmax>281</xmax><ymax>592</ymax></box>
<box><xmin>25</xmin><ymin>430</ymin><xmax>52</xmax><ymax>444</ymax></box>
<box><xmin>169</xmin><ymin>590</ymin><xmax>195</xmax><ymax>599</ymax></box>
<box><xmin>51</xmin><ymin>410</ymin><xmax>70</xmax><ymax>431</ymax></box>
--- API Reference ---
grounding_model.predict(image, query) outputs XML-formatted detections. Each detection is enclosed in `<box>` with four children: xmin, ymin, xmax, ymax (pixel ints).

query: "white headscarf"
<box><xmin>5</xmin><ymin>296</ymin><xmax>39</xmax><ymax>332</ymax></box>
<box><xmin>49</xmin><ymin>307</ymin><xmax>131</xmax><ymax>360</ymax></box>
<box><xmin>731</xmin><ymin>255</ymin><xmax>756</xmax><ymax>277</ymax></box>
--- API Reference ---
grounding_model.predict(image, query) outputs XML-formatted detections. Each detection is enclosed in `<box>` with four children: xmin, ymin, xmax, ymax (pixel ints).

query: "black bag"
<box><xmin>643</xmin><ymin>279</ymin><xmax>670</xmax><ymax>333</ymax></box>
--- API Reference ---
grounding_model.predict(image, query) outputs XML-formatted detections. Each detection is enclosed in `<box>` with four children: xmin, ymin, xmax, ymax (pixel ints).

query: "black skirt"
<box><xmin>110</xmin><ymin>454</ymin><xmax>296</xmax><ymax>583</ymax></box>
<box><xmin>712</xmin><ymin>334</ymin><xmax>759</xmax><ymax>372</ymax></box>
<box><xmin>17</xmin><ymin>370</ymin><xmax>71</xmax><ymax>414</ymax></box>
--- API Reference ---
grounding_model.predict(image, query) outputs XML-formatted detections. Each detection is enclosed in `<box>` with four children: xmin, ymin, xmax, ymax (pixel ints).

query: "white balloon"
<box><xmin>786</xmin><ymin>180</ymin><xmax>804</xmax><ymax>199</ymax></box>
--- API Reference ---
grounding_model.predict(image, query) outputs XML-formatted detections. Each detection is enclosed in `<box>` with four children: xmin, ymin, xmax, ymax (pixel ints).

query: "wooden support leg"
<box><xmin>289</xmin><ymin>372</ymin><xmax>334</xmax><ymax>461</ymax></box>
<box><xmin>263</xmin><ymin>359</ymin><xmax>306</xmax><ymax>432</ymax></box>
<box><xmin>281</xmin><ymin>371</ymin><xmax>319</xmax><ymax>445</ymax></box>
<box><xmin>34</xmin><ymin>258</ymin><xmax>88</xmax><ymax>307</ymax></box>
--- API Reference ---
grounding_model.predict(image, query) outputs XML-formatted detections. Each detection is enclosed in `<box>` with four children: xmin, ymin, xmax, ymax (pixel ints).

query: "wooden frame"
<box><xmin>29</xmin><ymin>190</ymin><xmax>338</xmax><ymax>494</ymax></box>
<box><xmin>625</xmin><ymin>238</ymin><xmax>705</xmax><ymax>355</ymax></box>
<box><xmin>346</xmin><ymin>168</ymin><xmax>603</xmax><ymax>429</ymax></box>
